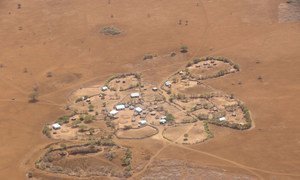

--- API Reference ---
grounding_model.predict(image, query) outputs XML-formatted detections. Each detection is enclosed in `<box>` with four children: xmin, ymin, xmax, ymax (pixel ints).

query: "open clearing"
<box><xmin>0</xmin><ymin>0</ymin><xmax>299</xmax><ymax>179</ymax></box>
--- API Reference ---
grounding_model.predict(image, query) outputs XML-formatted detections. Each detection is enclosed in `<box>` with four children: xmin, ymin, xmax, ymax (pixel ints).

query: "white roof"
<box><xmin>135</xmin><ymin>107</ymin><xmax>143</xmax><ymax>113</ymax></box>
<box><xmin>139</xmin><ymin>120</ymin><xmax>147</xmax><ymax>124</ymax></box>
<box><xmin>116</xmin><ymin>104</ymin><xmax>125</xmax><ymax>110</ymax></box>
<box><xmin>130</xmin><ymin>92</ymin><xmax>140</xmax><ymax>98</ymax></box>
<box><xmin>110</xmin><ymin>109</ymin><xmax>118</xmax><ymax>115</ymax></box>
<box><xmin>160</xmin><ymin>119</ymin><xmax>167</xmax><ymax>123</ymax></box>
<box><xmin>219</xmin><ymin>117</ymin><xmax>226</xmax><ymax>121</ymax></box>
<box><xmin>52</xmin><ymin>123</ymin><xmax>61</xmax><ymax>129</ymax></box>
<box><xmin>165</xmin><ymin>81</ymin><xmax>171</xmax><ymax>86</ymax></box>
<box><xmin>102</xmin><ymin>86</ymin><xmax>108</xmax><ymax>91</ymax></box>
<box><xmin>152</xmin><ymin>87</ymin><xmax>158</xmax><ymax>90</ymax></box>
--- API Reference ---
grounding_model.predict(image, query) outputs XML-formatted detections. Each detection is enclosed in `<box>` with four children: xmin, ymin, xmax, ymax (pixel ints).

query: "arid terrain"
<box><xmin>0</xmin><ymin>0</ymin><xmax>299</xmax><ymax>179</ymax></box>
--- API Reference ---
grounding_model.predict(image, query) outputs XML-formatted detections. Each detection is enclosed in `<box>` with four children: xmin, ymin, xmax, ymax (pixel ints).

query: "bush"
<box><xmin>101</xmin><ymin>26</ymin><xmax>121</xmax><ymax>35</ymax></box>
<box><xmin>123</xmin><ymin>125</ymin><xmax>132</xmax><ymax>130</ymax></box>
<box><xmin>166</xmin><ymin>113</ymin><xmax>175</xmax><ymax>122</ymax></box>
<box><xmin>71</xmin><ymin>119</ymin><xmax>81</xmax><ymax>128</ymax></box>
<box><xmin>105</xmin><ymin>151</ymin><xmax>116</xmax><ymax>161</ymax></box>
<box><xmin>28</xmin><ymin>91</ymin><xmax>39</xmax><ymax>103</ymax></box>
<box><xmin>122</xmin><ymin>149</ymin><xmax>132</xmax><ymax>166</ymax></box>
<box><xmin>78</xmin><ymin>125</ymin><xmax>88</xmax><ymax>132</ymax></box>
<box><xmin>143</xmin><ymin>54</ymin><xmax>153</xmax><ymax>60</ymax></box>
<box><xmin>42</xmin><ymin>125</ymin><xmax>51</xmax><ymax>138</ymax></box>
<box><xmin>88</xmin><ymin>104</ymin><xmax>94</xmax><ymax>112</ymax></box>
<box><xmin>56</xmin><ymin>116</ymin><xmax>69</xmax><ymax>125</ymax></box>
<box><xmin>203</xmin><ymin>121</ymin><xmax>214</xmax><ymax>138</ymax></box>
<box><xmin>83</xmin><ymin>114</ymin><xmax>95</xmax><ymax>124</ymax></box>
<box><xmin>46</xmin><ymin>72</ymin><xmax>53</xmax><ymax>77</ymax></box>
<box><xmin>198</xmin><ymin>113</ymin><xmax>208</xmax><ymax>120</ymax></box>
<box><xmin>180</xmin><ymin>45</ymin><xmax>188</xmax><ymax>53</ymax></box>
<box><xmin>233</xmin><ymin>64</ymin><xmax>240</xmax><ymax>71</ymax></box>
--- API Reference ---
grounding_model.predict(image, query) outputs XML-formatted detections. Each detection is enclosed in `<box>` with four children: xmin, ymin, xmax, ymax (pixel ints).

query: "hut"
<box><xmin>139</xmin><ymin>119</ymin><xmax>147</xmax><ymax>125</ymax></box>
<box><xmin>219</xmin><ymin>117</ymin><xmax>226</xmax><ymax>121</ymax></box>
<box><xmin>165</xmin><ymin>81</ymin><xmax>172</xmax><ymax>87</ymax></box>
<box><xmin>110</xmin><ymin>109</ymin><xmax>118</xmax><ymax>116</ymax></box>
<box><xmin>101</xmin><ymin>86</ymin><xmax>108</xmax><ymax>91</ymax></box>
<box><xmin>52</xmin><ymin>123</ymin><xmax>61</xmax><ymax>130</ymax></box>
<box><xmin>130</xmin><ymin>92</ymin><xmax>140</xmax><ymax>98</ymax></box>
<box><xmin>116</xmin><ymin>104</ymin><xmax>125</xmax><ymax>110</ymax></box>
<box><xmin>134</xmin><ymin>107</ymin><xmax>143</xmax><ymax>114</ymax></box>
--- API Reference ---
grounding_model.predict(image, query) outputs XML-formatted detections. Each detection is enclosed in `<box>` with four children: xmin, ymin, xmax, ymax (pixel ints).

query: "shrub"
<box><xmin>28</xmin><ymin>90</ymin><xmax>39</xmax><ymax>103</ymax></box>
<box><xmin>105</xmin><ymin>151</ymin><xmax>116</xmax><ymax>161</ymax></box>
<box><xmin>71</xmin><ymin>119</ymin><xmax>81</xmax><ymax>128</ymax></box>
<box><xmin>101</xmin><ymin>26</ymin><xmax>121</xmax><ymax>35</ymax></box>
<box><xmin>180</xmin><ymin>45</ymin><xmax>188</xmax><ymax>53</ymax></box>
<box><xmin>143</xmin><ymin>54</ymin><xmax>153</xmax><ymax>60</ymax></box>
<box><xmin>166</xmin><ymin>113</ymin><xmax>175</xmax><ymax>122</ymax></box>
<box><xmin>88</xmin><ymin>104</ymin><xmax>94</xmax><ymax>112</ymax></box>
<box><xmin>123</xmin><ymin>125</ymin><xmax>132</xmax><ymax>130</ymax></box>
<box><xmin>83</xmin><ymin>114</ymin><xmax>95</xmax><ymax>124</ymax></box>
<box><xmin>198</xmin><ymin>113</ymin><xmax>209</xmax><ymax>120</ymax></box>
<box><xmin>203</xmin><ymin>121</ymin><xmax>214</xmax><ymax>138</ymax></box>
<box><xmin>78</xmin><ymin>125</ymin><xmax>88</xmax><ymax>132</ymax></box>
<box><xmin>42</xmin><ymin>125</ymin><xmax>51</xmax><ymax>138</ymax></box>
<box><xmin>233</xmin><ymin>64</ymin><xmax>240</xmax><ymax>71</ymax></box>
<box><xmin>56</xmin><ymin>116</ymin><xmax>69</xmax><ymax>125</ymax></box>
<box><xmin>46</xmin><ymin>72</ymin><xmax>53</xmax><ymax>77</ymax></box>
<box><xmin>122</xmin><ymin>148</ymin><xmax>132</xmax><ymax>166</ymax></box>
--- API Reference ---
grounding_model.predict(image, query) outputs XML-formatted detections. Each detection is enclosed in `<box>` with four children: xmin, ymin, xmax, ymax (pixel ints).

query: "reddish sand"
<box><xmin>0</xmin><ymin>0</ymin><xmax>299</xmax><ymax>179</ymax></box>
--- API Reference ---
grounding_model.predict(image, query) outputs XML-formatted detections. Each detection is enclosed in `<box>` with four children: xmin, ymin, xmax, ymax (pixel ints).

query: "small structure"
<box><xmin>52</xmin><ymin>123</ymin><xmax>61</xmax><ymax>130</ymax></box>
<box><xmin>219</xmin><ymin>117</ymin><xmax>226</xmax><ymax>121</ymax></box>
<box><xmin>101</xmin><ymin>86</ymin><xmax>108</xmax><ymax>91</ymax></box>
<box><xmin>135</xmin><ymin>107</ymin><xmax>143</xmax><ymax>114</ymax></box>
<box><xmin>139</xmin><ymin>119</ymin><xmax>147</xmax><ymax>125</ymax></box>
<box><xmin>165</xmin><ymin>81</ymin><xmax>172</xmax><ymax>87</ymax></box>
<box><xmin>129</xmin><ymin>105</ymin><xmax>135</xmax><ymax>110</ymax></box>
<box><xmin>130</xmin><ymin>92</ymin><xmax>140</xmax><ymax>98</ymax></box>
<box><xmin>116</xmin><ymin>104</ymin><xmax>125</xmax><ymax>110</ymax></box>
<box><xmin>152</xmin><ymin>87</ymin><xmax>158</xmax><ymax>91</ymax></box>
<box><xmin>110</xmin><ymin>109</ymin><xmax>118</xmax><ymax>116</ymax></box>
<box><xmin>160</xmin><ymin>119</ymin><xmax>167</xmax><ymax>124</ymax></box>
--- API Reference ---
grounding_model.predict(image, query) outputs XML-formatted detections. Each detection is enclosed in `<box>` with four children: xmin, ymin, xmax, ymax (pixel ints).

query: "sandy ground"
<box><xmin>0</xmin><ymin>0</ymin><xmax>299</xmax><ymax>179</ymax></box>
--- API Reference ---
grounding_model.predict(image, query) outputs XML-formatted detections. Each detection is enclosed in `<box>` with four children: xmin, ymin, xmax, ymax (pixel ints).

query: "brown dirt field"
<box><xmin>0</xmin><ymin>0</ymin><xmax>300</xmax><ymax>179</ymax></box>
<box><xmin>116</xmin><ymin>126</ymin><xmax>158</xmax><ymax>139</ymax></box>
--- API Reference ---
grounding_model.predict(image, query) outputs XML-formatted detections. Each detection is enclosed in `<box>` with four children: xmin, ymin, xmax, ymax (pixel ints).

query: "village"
<box><xmin>39</xmin><ymin>56</ymin><xmax>252</xmax><ymax>178</ymax></box>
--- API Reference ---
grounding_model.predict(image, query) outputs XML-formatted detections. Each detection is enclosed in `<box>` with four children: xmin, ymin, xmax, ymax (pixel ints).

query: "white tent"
<box><xmin>116</xmin><ymin>104</ymin><xmax>125</xmax><ymax>110</ymax></box>
<box><xmin>139</xmin><ymin>119</ymin><xmax>147</xmax><ymax>125</ymax></box>
<box><xmin>52</xmin><ymin>123</ymin><xmax>61</xmax><ymax>130</ymax></box>
<box><xmin>152</xmin><ymin>87</ymin><xmax>158</xmax><ymax>91</ymax></box>
<box><xmin>135</xmin><ymin>107</ymin><xmax>143</xmax><ymax>114</ymax></box>
<box><xmin>130</xmin><ymin>92</ymin><xmax>140</xmax><ymax>98</ymax></box>
<box><xmin>165</xmin><ymin>81</ymin><xmax>172</xmax><ymax>87</ymax></box>
<box><xmin>110</xmin><ymin>109</ymin><xmax>118</xmax><ymax>116</ymax></box>
<box><xmin>160</xmin><ymin>119</ymin><xmax>167</xmax><ymax>124</ymax></box>
<box><xmin>219</xmin><ymin>117</ymin><xmax>226</xmax><ymax>121</ymax></box>
<box><xmin>101</xmin><ymin>86</ymin><xmax>108</xmax><ymax>91</ymax></box>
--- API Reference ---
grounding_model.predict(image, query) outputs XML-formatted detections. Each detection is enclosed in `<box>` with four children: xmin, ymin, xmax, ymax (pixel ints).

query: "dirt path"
<box><xmin>173</xmin><ymin>143</ymin><xmax>300</xmax><ymax>178</ymax></box>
